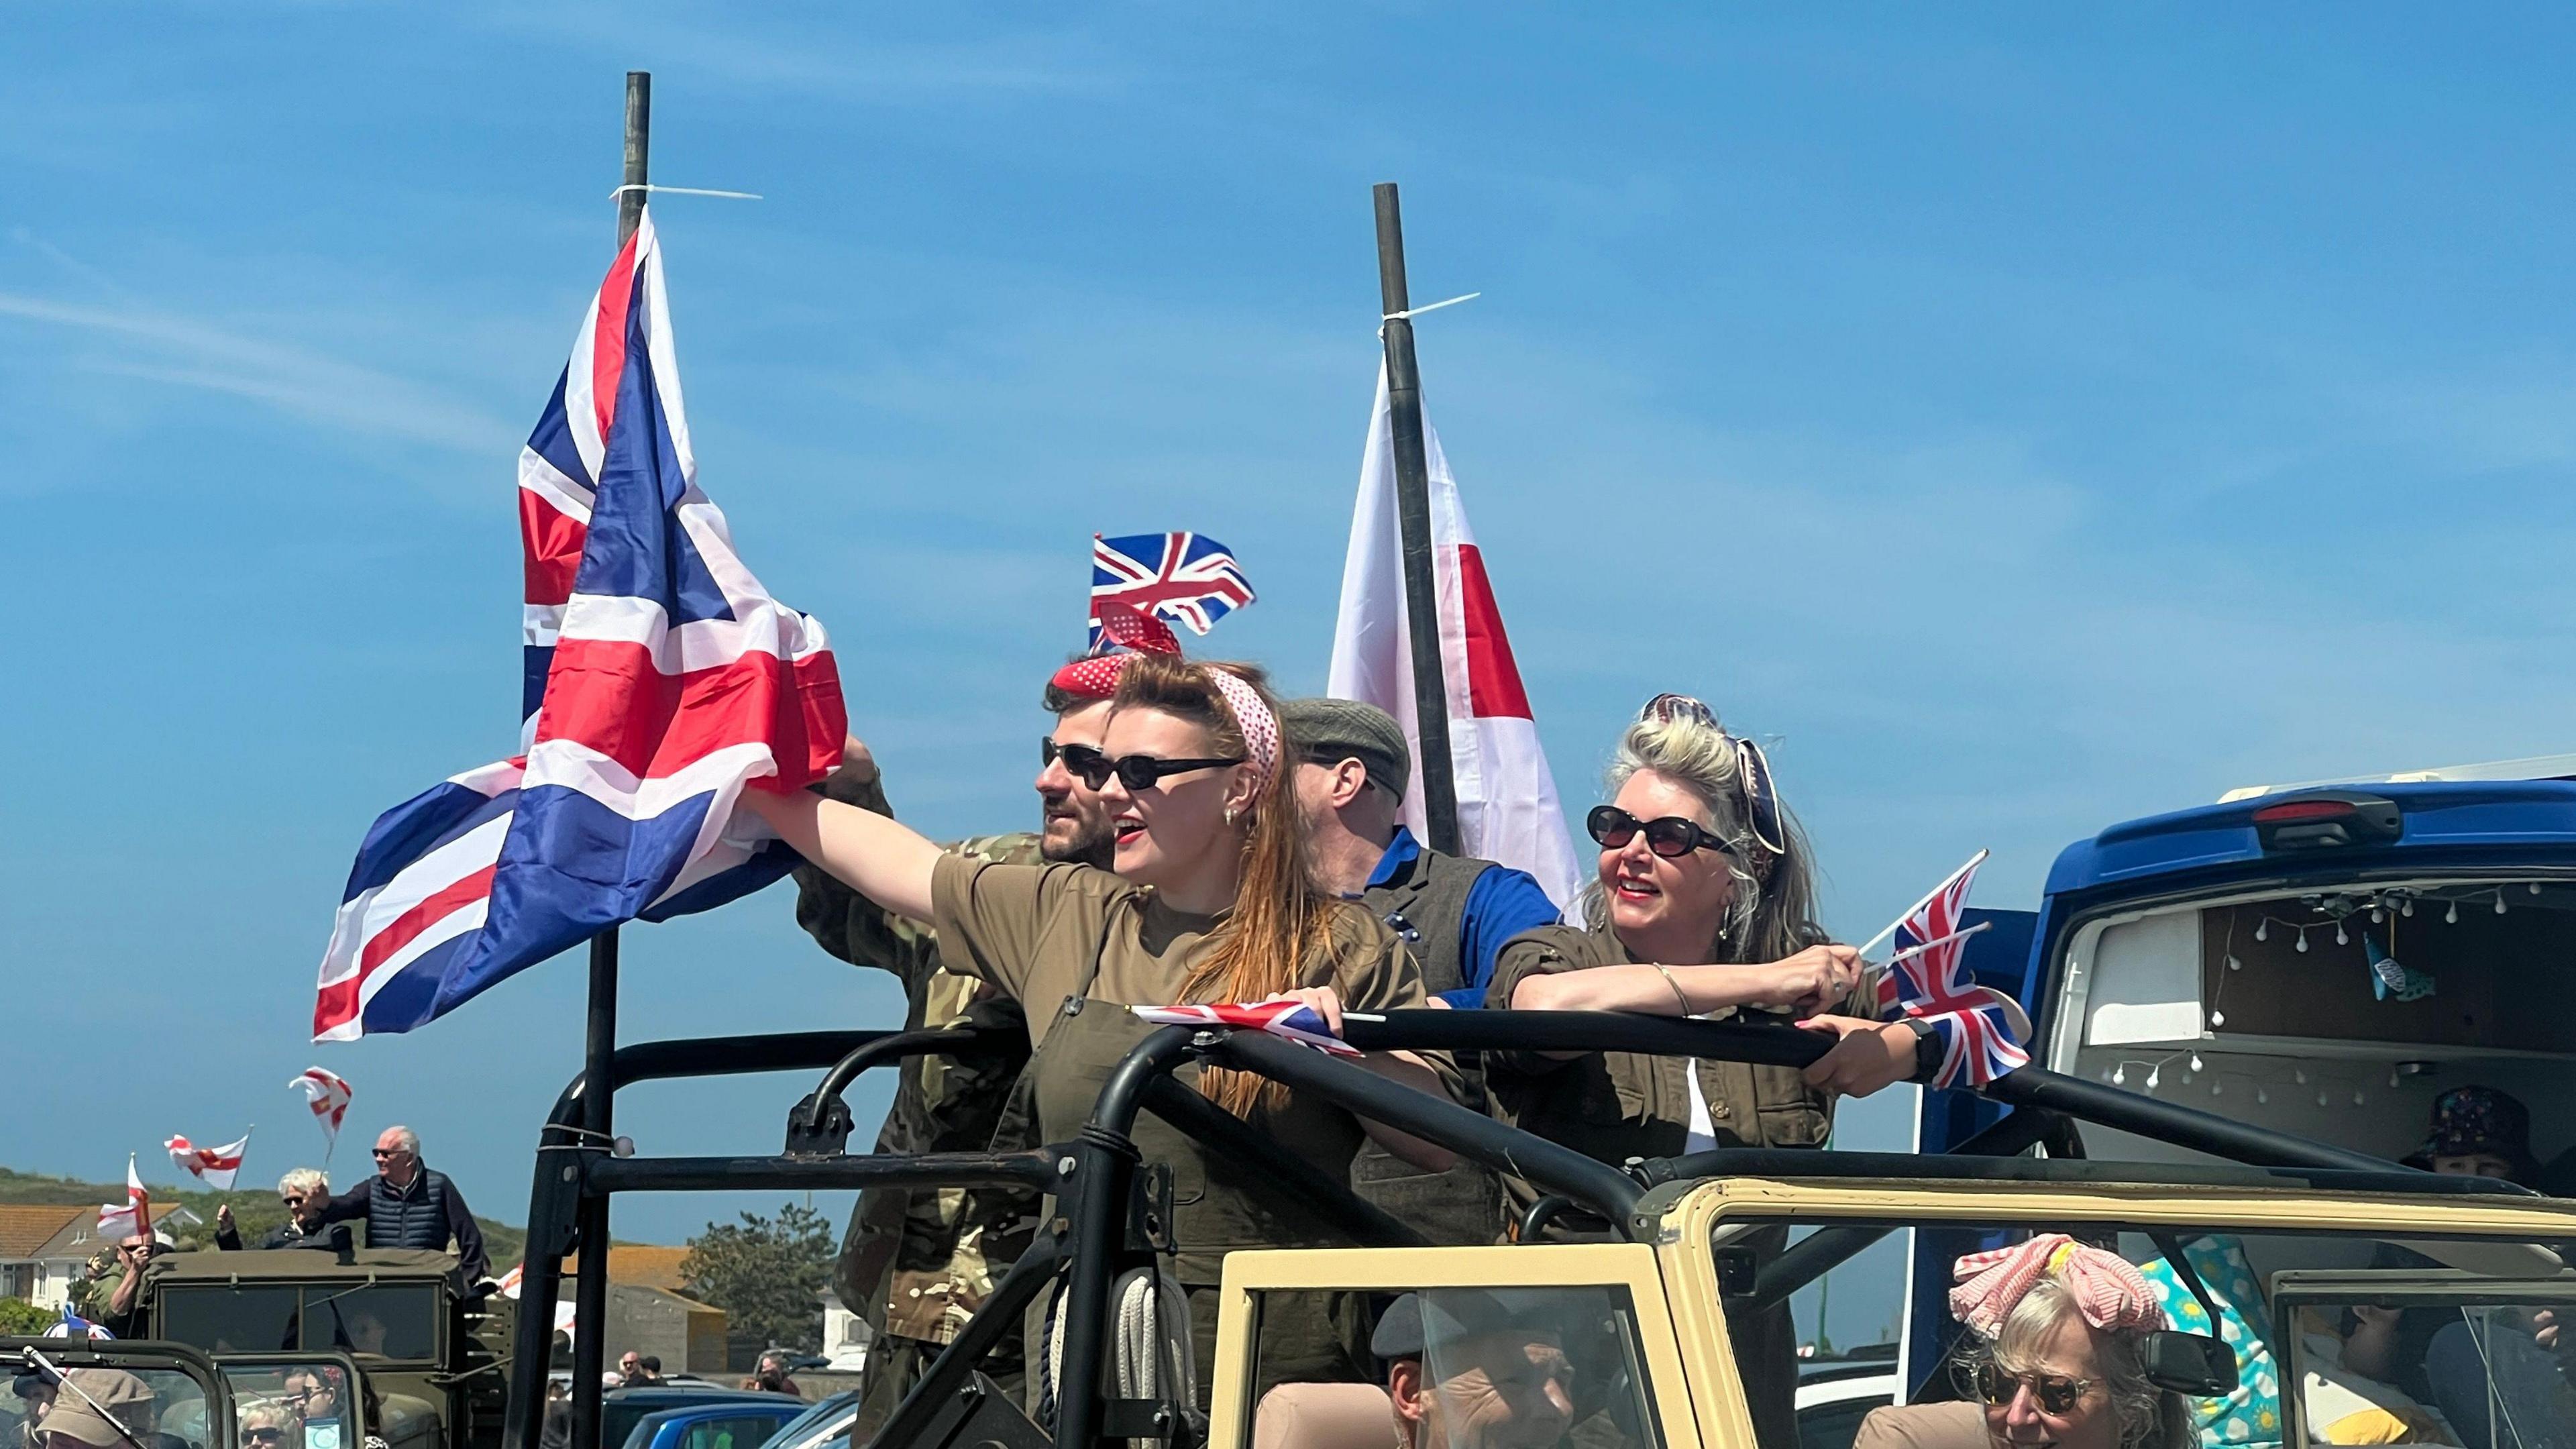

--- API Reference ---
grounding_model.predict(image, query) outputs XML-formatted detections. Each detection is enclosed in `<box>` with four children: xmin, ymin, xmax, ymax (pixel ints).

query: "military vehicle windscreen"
<box><xmin>5</xmin><ymin>1358</ymin><xmax>218</xmax><ymax>1449</ymax></box>
<box><xmin>219</xmin><ymin>1362</ymin><xmax>356</xmax><ymax>1449</ymax></box>
<box><xmin>159</xmin><ymin>1283</ymin><xmax>441</xmax><ymax>1362</ymax></box>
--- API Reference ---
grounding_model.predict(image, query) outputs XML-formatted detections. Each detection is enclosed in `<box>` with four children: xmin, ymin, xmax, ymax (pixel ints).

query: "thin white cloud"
<box><xmin>0</xmin><ymin>289</ymin><xmax>517</xmax><ymax>456</ymax></box>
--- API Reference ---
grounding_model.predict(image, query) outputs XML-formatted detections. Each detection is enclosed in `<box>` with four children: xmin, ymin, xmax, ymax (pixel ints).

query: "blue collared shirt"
<box><xmin>1364</xmin><ymin>826</ymin><xmax>1565</xmax><ymax>1008</ymax></box>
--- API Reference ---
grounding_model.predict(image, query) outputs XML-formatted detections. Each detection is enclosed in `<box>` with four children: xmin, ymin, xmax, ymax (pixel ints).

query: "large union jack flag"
<box><xmin>313</xmin><ymin>211</ymin><xmax>845</xmax><ymax>1041</ymax></box>
<box><xmin>1872</xmin><ymin>850</ymin><xmax>2031</xmax><ymax>1089</ymax></box>
<box><xmin>1090</xmin><ymin>531</ymin><xmax>1256</xmax><ymax>646</ymax></box>
<box><xmin>1128</xmin><ymin>1001</ymin><xmax>1361</xmax><ymax>1057</ymax></box>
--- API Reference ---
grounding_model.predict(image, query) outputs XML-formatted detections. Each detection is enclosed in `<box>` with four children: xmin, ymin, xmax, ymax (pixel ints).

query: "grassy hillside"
<box><xmin>0</xmin><ymin>1166</ymin><xmax>529</xmax><ymax>1267</ymax></box>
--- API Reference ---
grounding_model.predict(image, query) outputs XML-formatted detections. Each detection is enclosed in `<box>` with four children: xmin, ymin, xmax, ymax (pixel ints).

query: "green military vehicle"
<box><xmin>109</xmin><ymin>1246</ymin><xmax>513</xmax><ymax>1449</ymax></box>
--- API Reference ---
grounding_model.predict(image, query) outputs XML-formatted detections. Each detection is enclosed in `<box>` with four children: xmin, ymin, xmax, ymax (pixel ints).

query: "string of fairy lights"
<box><xmin>2088</xmin><ymin>880</ymin><xmax>2552</xmax><ymax>1107</ymax></box>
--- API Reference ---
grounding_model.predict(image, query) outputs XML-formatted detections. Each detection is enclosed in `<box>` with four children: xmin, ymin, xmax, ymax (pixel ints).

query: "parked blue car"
<box><xmin>616</xmin><ymin>1397</ymin><xmax>809</xmax><ymax>1449</ymax></box>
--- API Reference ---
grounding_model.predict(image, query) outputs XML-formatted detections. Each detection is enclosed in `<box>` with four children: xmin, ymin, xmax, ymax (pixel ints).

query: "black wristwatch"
<box><xmin>1902</xmin><ymin>1017</ymin><xmax>1943</xmax><ymax>1084</ymax></box>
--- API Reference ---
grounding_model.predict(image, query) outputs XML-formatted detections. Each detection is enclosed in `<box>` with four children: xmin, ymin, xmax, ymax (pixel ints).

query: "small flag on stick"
<box><xmin>291</xmin><ymin>1067</ymin><xmax>354</xmax><ymax>1158</ymax></box>
<box><xmin>166</xmin><ymin>1131</ymin><xmax>252</xmax><ymax>1192</ymax></box>
<box><xmin>95</xmin><ymin>1156</ymin><xmax>150</xmax><ymax>1240</ymax></box>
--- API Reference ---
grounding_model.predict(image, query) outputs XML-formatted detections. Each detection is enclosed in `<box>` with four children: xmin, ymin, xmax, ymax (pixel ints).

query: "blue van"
<box><xmin>1891</xmin><ymin>753</ymin><xmax>2576</xmax><ymax>1391</ymax></box>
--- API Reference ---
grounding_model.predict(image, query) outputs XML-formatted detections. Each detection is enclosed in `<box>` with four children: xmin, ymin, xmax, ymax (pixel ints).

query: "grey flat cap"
<box><xmin>1280</xmin><ymin>697</ymin><xmax>1411</xmax><ymax>800</ymax></box>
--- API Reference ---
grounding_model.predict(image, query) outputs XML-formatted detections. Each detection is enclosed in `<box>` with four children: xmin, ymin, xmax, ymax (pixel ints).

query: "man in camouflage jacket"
<box><xmin>795</xmin><ymin>654</ymin><xmax>1127</xmax><ymax>1435</ymax></box>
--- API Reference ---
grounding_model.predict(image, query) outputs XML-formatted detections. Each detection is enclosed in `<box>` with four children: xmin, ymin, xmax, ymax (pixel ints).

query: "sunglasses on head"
<box><xmin>1968</xmin><ymin>1362</ymin><xmax>2094</xmax><ymax>1415</ymax></box>
<box><xmin>1638</xmin><ymin>694</ymin><xmax>1788</xmax><ymax>856</ymax></box>
<box><xmin>1055</xmin><ymin>744</ymin><xmax>1242</xmax><ymax>792</ymax></box>
<box><xmin>1587</xmin><ymin>805</ymin><xmax>1737</xmax><ymax>859</ymax></box>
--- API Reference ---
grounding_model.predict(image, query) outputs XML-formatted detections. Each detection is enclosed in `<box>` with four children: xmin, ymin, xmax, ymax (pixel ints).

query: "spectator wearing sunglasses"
<box><xmin>215</xmin><ymin>1169</ymin><xmax>351</xmax><ymax>1254</ymax></box>
<box><xmin>235</xmin><ymin>1403</ymin><xmax>301</xmax><ymax>1449</ymax></box>
<box><xmin>1483</xmin><ymin>694</ymin><xmax>1929</xmax><ymax>1446</ymax></box>
<box><xmin>313</xmin><ymin>1126</ymin><xmax>489</xmax><ymax>1287</ymax></box>
<box><xmin>1282</xmin><ymin>695</ymin><xmax>1562</xmax><ymax>1246</ymax></box>
<box><xmin>746</xmin><ymin>653</ymin><xmax>1462</xmax><ymax>1405</ymax></box>
<box><xmin>792</xmin><ymin>623</ymin><xmax>1173</xmax><ymax>1439</ymax></box>
<box><xmin>1856</xmin><ymin>1235</ymin><xmax>2191</xmax><ymax>1449</ymax></box>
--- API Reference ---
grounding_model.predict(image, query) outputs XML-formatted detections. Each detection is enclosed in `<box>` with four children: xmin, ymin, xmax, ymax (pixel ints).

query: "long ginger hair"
<box><xmin>1110</xmin><ymin>654</ymin><xmax>1348</xmax><ymax>1117</ymax></box>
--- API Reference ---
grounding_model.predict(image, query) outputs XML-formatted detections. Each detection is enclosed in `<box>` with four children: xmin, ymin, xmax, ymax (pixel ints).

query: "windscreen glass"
<box><xmin>4</xmin><ymin>1360</ymin><xmax>218</xmax><ymax>1449</ymax></box>
<box><xmin>221</xmin><ymin>1362</ymin><xmax>354</xmax><ymax>1449</ymax></box>
<box><xmin>1717</xmin><ymin>1212</ymin><xmax>2576</xmax><ymax>1449</ymax></box>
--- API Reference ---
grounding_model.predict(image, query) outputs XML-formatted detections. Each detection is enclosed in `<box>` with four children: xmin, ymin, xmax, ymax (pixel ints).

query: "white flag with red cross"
<box><xmin>1328</xmin><ymin>364</ymin><xmax>1583</xmax><ymax>912</ymax></box>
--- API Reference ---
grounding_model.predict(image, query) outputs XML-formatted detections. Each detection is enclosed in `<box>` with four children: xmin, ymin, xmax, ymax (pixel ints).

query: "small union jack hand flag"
<box><xmin>1128</xmin><ymin>1001</ymin><xmax>1362</xmax><ymax>1057</ymax></box>
<box><xmin>1091</xmin><ymin>532</ymin><xmax>1256</xmax><ymax>646</ymax></box>
<box><xmin>1867</xmin><ymin>849</ymin><xmax>2033</xmax><ymax>1089</ymax></box>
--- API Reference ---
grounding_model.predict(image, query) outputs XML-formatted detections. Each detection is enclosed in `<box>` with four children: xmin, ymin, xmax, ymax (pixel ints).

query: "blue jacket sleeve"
<box><xmin>1442</xmin><ymin>866</ymin><xmax>1566</xmax><ymax>1008</ymax></box>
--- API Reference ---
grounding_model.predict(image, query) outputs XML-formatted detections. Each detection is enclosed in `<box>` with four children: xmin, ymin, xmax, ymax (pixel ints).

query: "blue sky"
<box><xmin>12</xmin><ymin>7</ymin><xmax>2576</xmax><ymax>1343</ymax></box>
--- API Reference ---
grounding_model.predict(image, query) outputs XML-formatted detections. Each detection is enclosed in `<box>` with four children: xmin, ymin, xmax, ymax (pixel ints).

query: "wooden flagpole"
<box><xmin>1373</xmin><ymin>182</ymin><xmax>1463</xmax><ymax>856</ymax></box>
<box><xmin>569</xmin><ymin>68</ymin><xmax>647</xmax><ymax>1449</ymax></box>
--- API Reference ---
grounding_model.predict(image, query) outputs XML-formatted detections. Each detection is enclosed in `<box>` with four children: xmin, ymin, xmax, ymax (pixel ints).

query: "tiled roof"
<box><xmin>561</xmin><ymin>1244</ymin><xmax>692</xmax><ymax>1292</ymax></box>
<box><xmin>0</xmin><ymin>1205</ymin><xmax>91</xmax><ymax>1258</ymax></box>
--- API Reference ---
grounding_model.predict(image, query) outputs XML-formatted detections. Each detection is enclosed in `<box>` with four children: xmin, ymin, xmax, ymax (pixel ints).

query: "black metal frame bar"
<box><xmin>509</xmin><ymin>1007</ymin><xmax>2461</xmax><ymax>1449</ymax></box>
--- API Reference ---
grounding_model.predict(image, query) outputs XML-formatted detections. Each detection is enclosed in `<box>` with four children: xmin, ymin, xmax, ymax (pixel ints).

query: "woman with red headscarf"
<box><xmin>745</xmin><ymin>654</ymin><xmax>1459</xmax><ymax>1404</ymax></box>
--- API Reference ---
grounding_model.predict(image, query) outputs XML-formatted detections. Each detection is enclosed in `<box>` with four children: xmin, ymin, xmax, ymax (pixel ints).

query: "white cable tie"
<box><xmin>1381</xmin><ymin>291</ymin><xmax>1481</xmax><ymax>323</ymax></box>
<box><xmin>608</xmin><ymin>183</ymin><xmax>765</xmax><ymax>201</ymax></box>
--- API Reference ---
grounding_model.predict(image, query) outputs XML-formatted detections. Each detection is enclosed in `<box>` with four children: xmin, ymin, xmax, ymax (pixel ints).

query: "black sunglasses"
<box><xmin>1968</xmin><ymin>1362</ymin><xmax>2094</xmax><ymax>1415</ymax></box>
<box><xmin>242</xmin><ymin>1431</ymin><xmax>286</xmax><ymax>1445</ymax></box>
<box><xmin>1587</xmin><ymin>805</ymin><xmax>1737</xmax><ymax>859</ymax></box>
<box><xmin>1063</xmin><ymin>747</ymin><xmax>1243</xmax><ymax>792</ymax></box>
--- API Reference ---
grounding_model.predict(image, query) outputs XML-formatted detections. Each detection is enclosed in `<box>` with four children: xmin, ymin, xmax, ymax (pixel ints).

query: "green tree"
<box><xmin>0</xmin><ymin>1297</ymin><xmax>49</xmax><ymax>1334</ymax></box>
<box><xmin>679</xmin><ymin>1203</ymin><xmax>833</xmax><ymax>1354</ymax></box>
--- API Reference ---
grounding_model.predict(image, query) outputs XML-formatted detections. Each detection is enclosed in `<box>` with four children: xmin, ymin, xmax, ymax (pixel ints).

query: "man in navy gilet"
<box><xmin>319</xmin><ymin>1125</ymin><xmax>491</xmax><ymax>1286</ymax></box>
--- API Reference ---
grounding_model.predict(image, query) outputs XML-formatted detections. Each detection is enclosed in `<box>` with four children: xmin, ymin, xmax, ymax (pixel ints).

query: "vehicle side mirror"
<box><xmin>2139</xmin><ymin>1330</ymin><xmax>2236</xmax><ymax>1395</ymax></box>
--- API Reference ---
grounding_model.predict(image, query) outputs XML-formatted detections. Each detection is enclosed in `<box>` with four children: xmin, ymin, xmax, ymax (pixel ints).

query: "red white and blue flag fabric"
<box><xmin>1872</xmin><ymin>851</ymin><xmax>2031</xmax><ymax>1088</ymax></box>
<box><xmin>1090</xmin><ymin>532</ymin><xmax>1256</xmax><ymax>647</ymax></box>
<box><xmin>165</xmin><ymin>1132</ymin><xmax>250</xmax><ymax>1191</ymax></box>
<box><xmin>1128</xmin><ymin>1002</ymin><xmax>1362</xmax><ymax>1058</ymax></box>
<box><xmin>51</xmin><ymin>1305</ymin><xmax>113</xmax><ymax>1340</ymax></box>
<box><xmin>313</xmin><ymin>211</ymin><xmax>845</xmax><ymax>1042</ymax></box>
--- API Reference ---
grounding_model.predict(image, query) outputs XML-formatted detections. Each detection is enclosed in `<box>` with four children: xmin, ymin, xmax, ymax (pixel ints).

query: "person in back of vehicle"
<box><xmin>1856</xmin><ymin>1236</ymin><xmax>2192</xmax><ymax>1449</ymax></box>
<box><xmin>315</xmin><ymin>1126</ymin><xmax>490</xmax><ymax>1286</ymax></box>
<box><xmin>2345</xmin><ymin>1085</ymin><xmax>2575</xmax><ymax>1445</ymax></box>
<box><xmin>1483</xmin><ymin>693</ymin><xmax>1930</xmax><ymax>1446</ymax></box>
<box><xmin>215</xmin><ymin>1169</ymin><xmax>350</xmax><ymax>1254</ymax></box>
<box><xmin>1283</xmin><ymin>696</ymin><xmax>1562</xmax><ymax>1247</ymax></box>
<box><xmin>747</xmin><ymin>655</ymin><xmax>1463</xmax><ymax>1404</ymax></box>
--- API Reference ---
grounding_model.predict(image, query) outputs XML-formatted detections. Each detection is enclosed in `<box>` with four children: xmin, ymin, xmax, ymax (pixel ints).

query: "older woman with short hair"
<box><xmin>1856</xmin><ymin>1235</ymin><xmax>2193</xmax><ymax>1449</ymax></box>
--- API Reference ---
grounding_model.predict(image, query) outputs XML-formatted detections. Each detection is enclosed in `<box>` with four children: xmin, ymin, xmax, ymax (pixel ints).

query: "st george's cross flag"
<box><xmin>1089</xmin><ymin>533</ymin><xmax>1256</xmax><ymax>647</ymax></box>
<box><xmin>1328</xmin><ymin>365</ymin><xmax>1583</xmax><ymax>913</ymax></box>
<box><xmin>165</xmin><ymin>1132</ymin><xmax>251</xmax><ymax>1191</ymax></box>
<box><xmin>95</xmin><ymin>1157</ymin><xmax>150</xmax><ymax>1240</ymax></box>
<box><xmin>312</xmin><ymin>211</ymin><xmax>844</xmax><ymax>1040</ymax></box>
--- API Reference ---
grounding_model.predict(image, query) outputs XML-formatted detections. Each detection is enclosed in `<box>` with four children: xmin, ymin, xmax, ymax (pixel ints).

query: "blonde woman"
<box><xmin>1484</xmin><ymin>693</ymin><xmax>1930</xmax><ymax>1443</ymax></box>
<box><xmin>749</xmin><ymin>655</ymin><xmax>1459</xmax><ymax>1397</ymax></box>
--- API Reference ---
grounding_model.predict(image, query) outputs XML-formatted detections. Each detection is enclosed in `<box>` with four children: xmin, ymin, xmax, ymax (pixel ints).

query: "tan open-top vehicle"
<box><xmin>471</xmin><ymin>1009</ymin><xmax>2576</xmax><ymax>1449</ymax></box>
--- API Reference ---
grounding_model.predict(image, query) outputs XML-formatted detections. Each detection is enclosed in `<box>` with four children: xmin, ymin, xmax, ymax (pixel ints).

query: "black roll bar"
<box><xmin>786</xmin><ymin>1022</ymin><xmax>1026</xmax><ymax>1156</ymax></box>
<box><xmin>511</xmin><ymin>1008</ymin><xmax>2442</xmax><ymax>1449</ymax></box>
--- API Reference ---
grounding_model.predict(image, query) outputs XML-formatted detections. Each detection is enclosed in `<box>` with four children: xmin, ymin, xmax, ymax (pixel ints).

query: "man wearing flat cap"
<box><xmin>1372</xmin><ymin>1292</ymin><xmax>1578</xmax><ymax>1449</ymax></box>
<box><xmin>1281</xmin><ymin>698</ymin><xmax>1562</xmax><ymax>1245</ymax></box>
<box><xmin>30</xmin><ymin>1369</ymin><xmax>161</xmax><ymax>1449</ymax></box>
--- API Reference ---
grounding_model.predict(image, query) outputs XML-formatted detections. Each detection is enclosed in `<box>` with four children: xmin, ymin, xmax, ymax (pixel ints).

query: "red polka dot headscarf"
<box><xmin>1049</xmin><ymin>602</ymin><xmax>1183</xmax><ymax>701</ymax></box>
